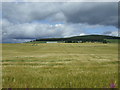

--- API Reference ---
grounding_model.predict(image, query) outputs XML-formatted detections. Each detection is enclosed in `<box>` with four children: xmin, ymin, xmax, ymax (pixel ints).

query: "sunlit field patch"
<box><xmin>2</xmin><ymin>43</ymin><xmax>118</xmax><ymax>88</ymax></box>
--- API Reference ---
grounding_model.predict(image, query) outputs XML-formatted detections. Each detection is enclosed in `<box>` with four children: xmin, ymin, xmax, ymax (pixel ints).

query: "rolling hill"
<box><xmin>28</xmin><ymin>35</ymin><xmax>120</xmax><ymax>43</ymax></box>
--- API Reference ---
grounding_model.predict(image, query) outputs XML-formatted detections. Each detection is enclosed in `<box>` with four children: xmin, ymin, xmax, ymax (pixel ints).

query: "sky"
<box><xmin>1</xmin><ymin>2</ymin><xmax>119</xmax><ymax>43</ymax></box>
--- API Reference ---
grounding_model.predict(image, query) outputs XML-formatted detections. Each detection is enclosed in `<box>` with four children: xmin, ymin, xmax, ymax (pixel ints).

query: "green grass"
<box><xmin>105</xmin><ymin>39</ymin><xmax>119</xmax><ymax>43</ymax></box>
<box><xmin>25</xmin><ymin>41</ymin><xmax>47</xmax><ymax>43</ymax></box>
<box><xmin>2</xmin><ymin>43</ymin><xmax>118</xmax><ymax>88</ymax></box>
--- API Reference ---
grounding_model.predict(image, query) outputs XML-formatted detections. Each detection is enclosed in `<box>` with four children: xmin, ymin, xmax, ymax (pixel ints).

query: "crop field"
<box><xmin>2</xmin><ymin>43</ymin><xmax>118</xmax><ymax>88</ymax></box>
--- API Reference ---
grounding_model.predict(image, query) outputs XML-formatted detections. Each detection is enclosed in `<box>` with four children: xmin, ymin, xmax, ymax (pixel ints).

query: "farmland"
<box><xmin>2</xmin><ymin>43</ymin><xmax>118</xmax><ymax>88</ymax></box>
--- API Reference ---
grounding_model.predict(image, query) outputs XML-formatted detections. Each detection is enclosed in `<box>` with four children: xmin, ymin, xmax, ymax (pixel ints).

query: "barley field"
<box><xmin>2</xmin><ymin>43</ymin><xmax>118</xmax><ymax>88</ymax></box>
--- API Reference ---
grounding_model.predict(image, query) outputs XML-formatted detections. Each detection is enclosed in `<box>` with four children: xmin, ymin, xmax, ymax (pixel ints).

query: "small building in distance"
<box><xmin>46</xmin><ymin>41</ymin><xmax>58</xmax><ymax>43</ymax></box>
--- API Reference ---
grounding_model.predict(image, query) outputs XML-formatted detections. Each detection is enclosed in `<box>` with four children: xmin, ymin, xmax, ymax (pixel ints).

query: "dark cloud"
<box><xmin>62</xmin><ymin>2</ymin><xmax>118</xmax><ymax>26</ymax></box>
<box><xmin>2</xmin><ymin>2</ymin><xmax>64</xmax><ymax>23</ymax></box>
<box><xmin>2</xmin><ymin>2</ymin><xmax>118</xmax><ymax>26</ymax></box>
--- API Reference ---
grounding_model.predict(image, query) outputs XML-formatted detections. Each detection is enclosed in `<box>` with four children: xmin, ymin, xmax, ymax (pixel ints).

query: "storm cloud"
<box><xmin>2</xmin><ymin>2</ymin><xmax>118</xmax><ymax>25</ymax></box>
<box><xmin>2</xmin><ymin>2</ymin><xmax>118</xmax><ymax>43</ymax></box>
<box><xmin>62</xmin><ymin>2</ymin><xmax>118</xmax><ymax>26</ymax></box>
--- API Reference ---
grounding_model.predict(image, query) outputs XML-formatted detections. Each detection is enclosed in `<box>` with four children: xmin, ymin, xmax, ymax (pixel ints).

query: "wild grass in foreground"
<box><xmin>2</xmin><ymin>43</ymin><xmax>118</xmax><ymax>88</ymax></box>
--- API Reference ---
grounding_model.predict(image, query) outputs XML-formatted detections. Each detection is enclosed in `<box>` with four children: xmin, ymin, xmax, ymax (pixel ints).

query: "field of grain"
<box><xmin>2</xmin><ymin>43</ymin><xmax>118</xmax><ymax>88</ymax></box>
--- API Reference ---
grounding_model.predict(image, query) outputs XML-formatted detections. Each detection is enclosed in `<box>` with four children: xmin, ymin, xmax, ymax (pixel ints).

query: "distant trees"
<box><xmin>64</xmin><ymin>39</ymin><xmax>109</xmax><ymax>43</ymax></box>
<box><xmin>34</xmin><ymin>35</ymin><xmax>117</xmax><ymax>43</ymax></box>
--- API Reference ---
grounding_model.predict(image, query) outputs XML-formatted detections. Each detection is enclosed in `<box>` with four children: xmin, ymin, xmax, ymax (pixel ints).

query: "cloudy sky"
<box><xmin>1</xmin><ymin>2</ymin><xmax>118</xmax><ymax>43</ymax></box>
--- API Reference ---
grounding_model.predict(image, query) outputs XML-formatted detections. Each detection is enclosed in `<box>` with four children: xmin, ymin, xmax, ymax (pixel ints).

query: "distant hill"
<box><xmin>28</xmin><ymin>35</ymin><xmax>120</xmax><ymax>43</ymax></box>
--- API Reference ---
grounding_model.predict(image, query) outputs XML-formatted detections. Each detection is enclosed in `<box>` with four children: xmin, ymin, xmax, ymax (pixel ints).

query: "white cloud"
<box><xmin>110</xmin><ymin>31</ymin><xmax>118</xmax><ymax>36</ymax></box>
<box><xmin>103</xmin><ymin>30</ymin><xmax>119</xmax><ymax>36</ymax></box>
<box><xmin>80</xmin><ymin>33</ymin><xmax>86</xmax><ymax>36</ymax></box>
<box><xmin>2</xmin><ymin>21</ymin><xmax>85</xmax><ymax>43</ymax></box>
